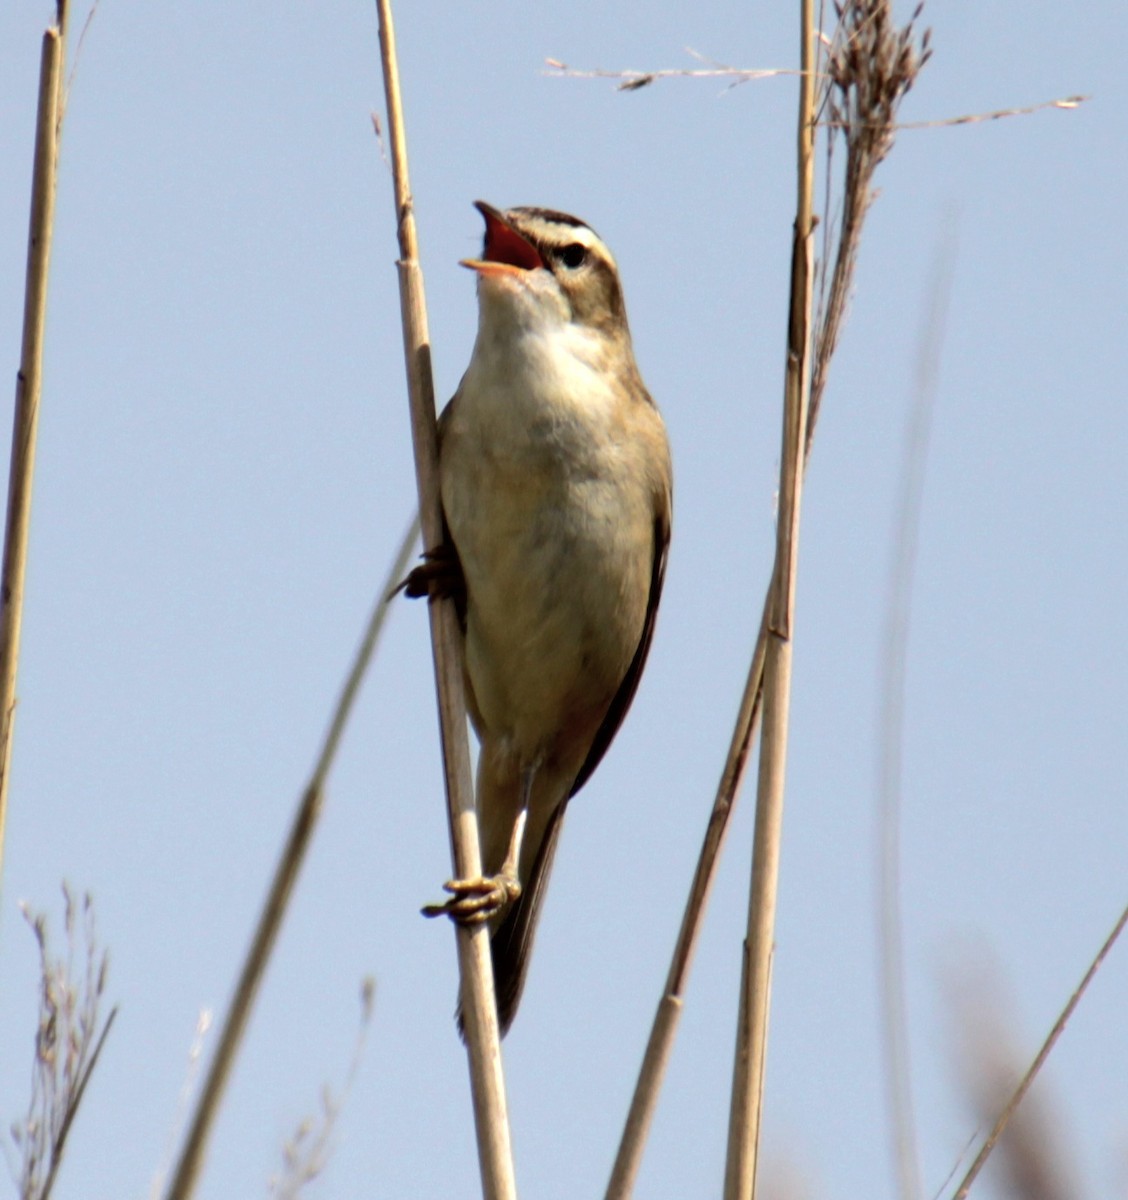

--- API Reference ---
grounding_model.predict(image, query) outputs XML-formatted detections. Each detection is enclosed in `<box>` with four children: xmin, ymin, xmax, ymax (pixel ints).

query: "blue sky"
<box><xmin>1</xmin><ymin>2</ymin><xmax>1126</xmax><ymax>1198</ymax></box>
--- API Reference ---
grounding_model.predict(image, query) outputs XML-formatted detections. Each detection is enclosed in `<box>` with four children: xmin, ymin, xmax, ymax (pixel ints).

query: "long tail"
<box><xmin>457</xmin><ymin>801</ymin><xmax>567</xmax><ymax>1039</ymax></box>
<box><xmin>491</xmin><ymin>801</ymin><xmax>566</xmax><ymax>1035</ymax></box>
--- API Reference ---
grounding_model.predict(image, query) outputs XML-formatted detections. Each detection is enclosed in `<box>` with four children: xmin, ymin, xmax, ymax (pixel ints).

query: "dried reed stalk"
<box><xmin>0</xmin><ymin>0</ymin><xmax>69</xmax><ymax>896</ymax></box>
<box><xmin>162</xmin><ymin>516</ymin><xmax>420</xmax><ymax>1200</ymax></box>
<box><xmin>722</xmin><ymin>0</ymin><xmax>816</xmax><ymax>1193</ymax></box>
<box><xmin>374</xmin><ymin>3</ymin><xmax>517</xmax><ymax>1197</ymax></box>
<box><xmin>607</xmin><ymin>5</ymin><xmax>930</xmax><ymax>1195</ymax></box>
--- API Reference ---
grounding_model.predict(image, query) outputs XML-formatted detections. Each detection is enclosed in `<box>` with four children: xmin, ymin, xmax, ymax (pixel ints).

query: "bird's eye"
<box><xmin>559</xmin><ymin>243</ymin><xmax>587</xmax><ymax>269</ymax></box>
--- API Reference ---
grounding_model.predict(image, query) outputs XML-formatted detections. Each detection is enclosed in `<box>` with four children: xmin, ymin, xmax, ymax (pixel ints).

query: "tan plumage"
<box><xmin>418</xmin><ymin>202</ymin><xmax>671</xmax><ymax>1035</ymax></box>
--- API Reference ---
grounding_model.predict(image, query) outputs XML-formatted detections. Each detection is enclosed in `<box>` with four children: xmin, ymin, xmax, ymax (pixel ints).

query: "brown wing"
<box><xmin>568</xmin><ymin>502</ymin><xmax>671</xmax><ymax>799</ymax></box>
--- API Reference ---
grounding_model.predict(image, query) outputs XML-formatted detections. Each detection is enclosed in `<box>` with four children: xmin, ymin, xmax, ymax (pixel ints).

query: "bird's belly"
<box><xmin>451</xmin><ymin>465</ymin><xmax>649</xmax><ymax>768</ymax></box>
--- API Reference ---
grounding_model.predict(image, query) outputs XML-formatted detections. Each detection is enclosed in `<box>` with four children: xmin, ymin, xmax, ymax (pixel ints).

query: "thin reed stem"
<box><xmin>951</xmin><ymin>900</ymin><xmax>1128</xmax><ymax>1200</ymax></box>
<box><xmin>877</xmin><ymin>232</ymin><xmax>954</xmax><ymax>1200</ymax></box>
<box><xmin>0</xmin><ymin>0</ymin><xmax>69</xmax><ymax>898</ymax></box>
<box><xmin>375</xmin><ymin>3</ymin><xmax>517</xmax><ymax>1197</ymax></box>
<box><xmin>722</xmin><ymin>0</ymin><xmax>816</xmax><ymax>1193</ymax></box>
<box><xmin>605</xmin><ymin>614</ymin><xmax>767</xmax><ymax>1200</ymax></box>
<box><xmin>162</xmin><ymin>517</ymin><xmax>420</xmax><ymax>1200</ymax></box>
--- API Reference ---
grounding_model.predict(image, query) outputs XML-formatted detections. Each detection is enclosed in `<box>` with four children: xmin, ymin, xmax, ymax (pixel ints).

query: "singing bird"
<box><xmin>408</xmin><ymin>202</ymin><xmax>672</xmax><ymax>1035</ymax></box>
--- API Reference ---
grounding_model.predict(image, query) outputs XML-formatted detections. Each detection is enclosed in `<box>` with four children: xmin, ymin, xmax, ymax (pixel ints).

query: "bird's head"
<box><xmin>462</xmin><ymin>202</ymin><xmax>631</xmax><ymax>345</ymax></box>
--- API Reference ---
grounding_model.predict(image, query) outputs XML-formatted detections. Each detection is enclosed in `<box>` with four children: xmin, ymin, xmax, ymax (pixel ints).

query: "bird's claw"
<box><xmin>421</xmin><ymin>873</ymin><xmax>522</xmax><ymax>925</ymax></box>
<box><xmin>398</xmin><ymin>543</ymin><xmax>465</xmax><ymax>603</ymax></box>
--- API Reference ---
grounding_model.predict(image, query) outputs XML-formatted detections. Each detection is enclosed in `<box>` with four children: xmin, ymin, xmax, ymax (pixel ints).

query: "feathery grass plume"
<box><xmin>811</xmin><ymin>0</ymin><xmax>931</xmax><ymax>442</ymax></box>
<box><xmin>268</xmin><ymin>978</ymin><xmax>376</xmax><ymax>1200</ymax></box>
<box><xmin>6</xmin><ymin>885</ymin><xmax>117</xmax><ymax>1200</ymax></box>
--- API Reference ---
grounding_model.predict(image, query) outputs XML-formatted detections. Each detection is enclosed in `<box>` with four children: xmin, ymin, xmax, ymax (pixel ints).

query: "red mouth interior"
<box><xmin>481</xmin><ymin>212</ymin><xmax>544</xmax><ymax>272</ymax></box>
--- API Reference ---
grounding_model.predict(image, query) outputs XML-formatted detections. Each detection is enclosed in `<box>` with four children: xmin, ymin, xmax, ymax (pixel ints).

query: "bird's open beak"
<box><xmin>460</xmin><ymin>200</ymin><xmax>545</xmax><ymax>277</ymax></box>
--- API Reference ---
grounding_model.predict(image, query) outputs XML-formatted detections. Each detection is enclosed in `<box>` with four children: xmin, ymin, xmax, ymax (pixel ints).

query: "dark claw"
<box><xmin>395</xmin><ymin>542</ymin><xmax>467</xmax><ymax>606</ymax></box>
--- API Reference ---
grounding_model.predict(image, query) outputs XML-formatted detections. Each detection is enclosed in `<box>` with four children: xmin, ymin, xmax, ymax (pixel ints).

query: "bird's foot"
<box><xmin>397</xmin><ymin>542</ymin><xmax>465</xmax><ymax>603</ymax></box>
<box><xmin>421</xmin><ymin>872</ymin><xmax>522</xmax><ymax>925</ymax></box>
